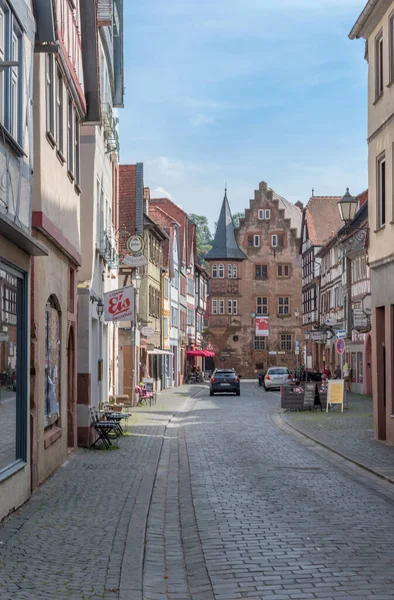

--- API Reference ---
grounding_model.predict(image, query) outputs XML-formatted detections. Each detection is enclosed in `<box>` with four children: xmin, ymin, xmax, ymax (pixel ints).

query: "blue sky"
<box><xmin>120</xmin><ymin>0</ymin><xmax>368</xmax><ymax>229</ymax></box>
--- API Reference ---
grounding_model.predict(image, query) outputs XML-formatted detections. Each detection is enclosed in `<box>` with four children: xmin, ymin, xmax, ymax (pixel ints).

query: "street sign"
<box><xmin>335</xmin><ymin>330</ymin><xmax>347</xmax><ymax>339</ymax></box>
<box><xmin>336</xmin><ymin>338</ymin><xmax>345</xmax><ymax>355</ymax></box>
<box><xmin>324</xmin><ymin>318</ymin><xmax>337</xmax><ymax>326</ymax></box>
<box><xmin>268</xmin><ymin>351</ymin><xmax>277</xmax><ymax>355</ymax></box>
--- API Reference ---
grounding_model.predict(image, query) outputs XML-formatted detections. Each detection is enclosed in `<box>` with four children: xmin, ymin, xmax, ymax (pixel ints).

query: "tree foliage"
<box><xmin>188</xmin><ymin>213</ymin><xmax>213</xmax><ymax>265</ymax></box>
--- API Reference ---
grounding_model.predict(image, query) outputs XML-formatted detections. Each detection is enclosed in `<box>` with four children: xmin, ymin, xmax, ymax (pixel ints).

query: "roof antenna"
<box><xmin>312</xmin><ymin>188</ymin><xmax>314</xmax><ymax>197</ymax></box>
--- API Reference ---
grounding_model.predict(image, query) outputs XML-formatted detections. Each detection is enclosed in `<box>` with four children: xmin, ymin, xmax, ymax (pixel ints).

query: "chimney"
<box><xmin>144</xmin><ymin>187</ymin><xmax>150</xmax><ymax>216</ymax></box>
<box><xmin>295</xmin><ymin>201</ymin><xmax>304</xmax><ymax>210</ymax></box>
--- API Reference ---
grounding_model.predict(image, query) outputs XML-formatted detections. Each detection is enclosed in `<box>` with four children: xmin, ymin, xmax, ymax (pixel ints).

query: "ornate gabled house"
<box><xmin>206</xmin><ymin>182</ymin><xmax>303</xmax><ymax>377</ymax></box>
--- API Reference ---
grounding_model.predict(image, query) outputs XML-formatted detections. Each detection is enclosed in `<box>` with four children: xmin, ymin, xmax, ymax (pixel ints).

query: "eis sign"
<box><xmin>103</xmin><ymin>286</ymin><xmax>134</xmax><ymax>322</ymax></box>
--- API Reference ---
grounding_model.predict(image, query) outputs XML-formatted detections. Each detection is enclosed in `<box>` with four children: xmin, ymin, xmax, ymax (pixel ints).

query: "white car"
<box><xmin>264</xmin><ymin>367</ymin><xmax>292</xmax><ymax>390</ymax></box>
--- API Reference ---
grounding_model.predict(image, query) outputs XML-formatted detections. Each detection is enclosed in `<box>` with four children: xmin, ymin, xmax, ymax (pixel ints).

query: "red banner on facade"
<box><xmin>255</xmin><ymin>317</ymin><xmax>269</xmax><ymax>337</ymax></box>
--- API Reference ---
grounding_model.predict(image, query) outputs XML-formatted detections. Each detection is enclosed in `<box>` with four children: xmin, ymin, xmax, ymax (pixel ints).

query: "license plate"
<box><xmin>221</xmin><ymin>383</ymin><xmax>230</xmax><ymax>386</ymax></box>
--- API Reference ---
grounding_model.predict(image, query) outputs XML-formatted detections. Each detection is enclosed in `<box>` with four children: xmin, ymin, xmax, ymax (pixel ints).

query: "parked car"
<box><xmin>210</xmin><ymin>369</ymin><xmax>241</xmax><ymax>396</ymax></box>
<box><xmin>263</xmin><ymin>367</ymin><xmax>292</xmax><ymax>390</ymax></box>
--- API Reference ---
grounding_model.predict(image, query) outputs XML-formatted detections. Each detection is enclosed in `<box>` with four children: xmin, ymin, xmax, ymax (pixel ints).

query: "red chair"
<box><xmin>135</xmin><ymin>386</ymin><xmax>154</xmax><ymax>406</ymax></box>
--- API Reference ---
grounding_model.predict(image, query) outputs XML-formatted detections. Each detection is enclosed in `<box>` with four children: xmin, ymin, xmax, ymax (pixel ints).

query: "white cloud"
<box><xmin>151</xmin><ymin>186</ymin><xmax>175</xmax><ymax>200</ymax></box>
<box><xmin>191</xmin><ymin>113</ymin><xmax>216</xmax><ymax>127</ymax></box>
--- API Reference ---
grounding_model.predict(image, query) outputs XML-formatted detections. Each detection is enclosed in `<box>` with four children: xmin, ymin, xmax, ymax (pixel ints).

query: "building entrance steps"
<box><xmin>277</xmin><ymin>392</ymin><xmax>394</xmax><ymax>484</ymax></box>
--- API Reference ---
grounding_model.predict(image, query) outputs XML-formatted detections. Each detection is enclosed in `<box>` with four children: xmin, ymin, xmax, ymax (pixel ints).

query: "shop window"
<box><xmin>357</xmin><ymin>352</ymin><xmax>363</xmax><ymax>384</ymax></box>
<box><xmin>45</xmin><ymin>296</ymin><xmax>61</xmax><ymax>428</ymax></box>
<box><xmin>351</xmin><ymin>352</ymin><xmax>357</xmax><ymax>383</ymax></box>
<box><xmin>0</xmin><ymin>263</ymin><xmax>27</xmax><ymax>475</ymax></box>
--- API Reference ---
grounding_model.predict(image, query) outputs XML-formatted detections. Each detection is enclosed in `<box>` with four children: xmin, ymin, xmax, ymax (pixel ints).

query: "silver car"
<box><xmin>264</xmin><ymin>367</ymin><xmax>291</xmax><ymax>390</ymax></box>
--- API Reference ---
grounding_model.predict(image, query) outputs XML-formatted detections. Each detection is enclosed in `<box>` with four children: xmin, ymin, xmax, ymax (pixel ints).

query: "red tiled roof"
<box><xmin>119</xmin><ymin>165</ymin><xmax>137</xmax><ymax>256</ymax></box>
<box><xmin>305</xmin><ymin>196</ymin><xmax>343</xmax><ymax>246</ymax></box>
<box><xmin>151</xmin><ymin>198</ymin><xmax>189</xmax><ymax>264</ymax></box>
<box><xmin>149</xmin><ymin>205</ymin><xmax>180</xmax><ymax>269</ymax></box>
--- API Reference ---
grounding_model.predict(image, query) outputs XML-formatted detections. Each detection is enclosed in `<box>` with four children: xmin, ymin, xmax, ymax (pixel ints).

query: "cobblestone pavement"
<box><xmin>278</xmin><ymin>392</ymin><xmax>394</xmax><ymax>482</ymax></box>
<box><xmin>1</xmin><ymin>383</ymin><xmax>394</xmax><ymax>600</ymax></box>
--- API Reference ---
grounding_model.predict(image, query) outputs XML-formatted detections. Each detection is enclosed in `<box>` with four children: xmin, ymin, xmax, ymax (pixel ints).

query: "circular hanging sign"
<box><xmin>141</xmin><ymin>326</ymin><xmax>155</xmax><ymax>338</ymax></box>
<box><xmin>126</xmin><ymin>235</ymin><xmax>144</xmax><ymax>255</ymax></box>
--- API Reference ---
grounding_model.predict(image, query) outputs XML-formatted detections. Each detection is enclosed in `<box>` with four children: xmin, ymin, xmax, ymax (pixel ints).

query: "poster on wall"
<box><xmin>255</xmin><ymin>317</ymin><xmax>269</xmax><ymax>337</ymax></box>
<box><xmin>103</xmin><ymin>286</ymin><xmax>134</xmax><ymax>322</ymax></box>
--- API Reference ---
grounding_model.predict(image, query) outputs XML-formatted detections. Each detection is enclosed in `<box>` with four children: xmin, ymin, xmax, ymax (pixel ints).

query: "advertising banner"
<box><xmin>255</xmin><ymin>316</ymin><xmax>269</xmax><ymax>337</ymax></box>
<box><xmin>103</xmin><ymin>286</ymin><xmax>134</xmax><ymax>322</ymax></box>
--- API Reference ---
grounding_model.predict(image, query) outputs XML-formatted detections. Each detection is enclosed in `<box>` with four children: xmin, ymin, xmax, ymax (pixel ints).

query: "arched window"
<box><xmin>45</xmin><ymin>295</ymin><xmax>61</xmax><ymax>428</ymax></box>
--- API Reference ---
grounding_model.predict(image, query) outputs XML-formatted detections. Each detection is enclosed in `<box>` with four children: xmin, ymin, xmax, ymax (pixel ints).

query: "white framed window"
<box><xmin>56</xmin><ymin>67</ymin><xmax>63</xmax><ymax>154</ymax></box>
<box><xmin>277</xmin><ymin>265</ymin><xmax>290</xmax><ymax>278</ymax></box>
<box><xmin>258</xmin><ymin>209</ymin><xmax>264</xmax><ymax>220</ymax></box>
<box><xmin>74</xmin><ymin>112</ymin><xmax>80</xmax><ymax>185</ymax></box>
<box><xmin>233</xmin><ymin>299</ymin><xmax>237</xmax><ymax>314</ymax></box>
<box><xmin>265</xmin><ymin>209</ymin><xmax>270</xmax><ymax>220</ymax></box>
<box><xmin>164</xmin><ymin>277</ymin><xmax>169</xmax><ymax>298</ymax></box>
<box><xmin>254</xmin><ymin>336</ymin><xmax>266</xmax><ymax>350</ymax></box>
<box><xmin>228</xmin><ymin>298</ymin><xmax>238</xmax><ymax>314</ymax></box>
<box><xmin>164</xmin><ymin>317</ymin><xmax>169</xmax><ymax>338</ymax></box>
<box><xmin>67</xmin><ymin>95</ymin><xmax>74</xmax><ymax>174</ymax></box>
<box><xmin>0</xmin><ymin>7</ymin><xmax>5</xmax><ymax>125</ymax></box>
<box><xmin>278</xmin><ymin>297</ymin><xmax>289</xmax><ymax>315</ymax></box>
<box><xmin>376</xmin><ymin>32</ymin><xmax>384</xmax><ymax>98</ymax></box>
<box><xmin>10</xmin><ymin>28</ymin><xmax>19</xmax><ymax>140</ymax></box>
<box><xmin>254</xmin><ymin>234</ymin><xmax>260</xmax><ymax>247</ymax></box>
<box><xmin>212</xmin><ymin>264</ymin><xmax>218</xmax><ymax>278</ymax></box>
<box><xmin>228</xmin><ymin>264</ymin><xmax>233</xmax><ymax>278</ymax></box>
<box><xmin>256</xmin><ymin>297</ymin><xmax>268</xmax><ymax>315</ymax></box>
<box><xmin>0</xmin><ymin>6</ymin><xmax>22</xmax><ymax>145</ymax></box>
<box><xmin>280</xmin><ymin>334</ymin><xmax>292</xmax><ymax>351</ymax></box>
<box><xmin>212</xmin><ymin>299</ymin><xmax>218</xmax><ymax>315</ymax></box>
<box><xmin>232</xmin><ymin>264</ymin><xmax>237</xmax><ymax>278</ymax></box>
<box><xmin>218</xmin><ymin>264</ymin><xmax>224</xmax><ymax>278</ymax></box>
<box><xmin>46</xmin><ymin>54</ymin><xmax>55</xmax><ymax>138</ymax></box>
<box><xmin>219</xmin><ymin>298</ymin><xmax>225</xmax><ymax>314</ymax></box>
<box><xmin>271</xmin><ymin>234</ymin><xmax>278</xmax><ymax>247</ymax></box>
<box><xmin>390</xmin><ymin>13</ymin><xmax>394</xmax><ymax>82</ymax></box>
<box><xmin>377</xmin><ymin>153</ymin><xmax>386</xmax><ymax>227</ymax></box>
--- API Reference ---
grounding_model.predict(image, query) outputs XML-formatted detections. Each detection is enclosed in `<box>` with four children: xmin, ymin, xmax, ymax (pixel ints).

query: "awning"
<box><xmin>186</xmin><ymin>350</ymin><xmax>215</xmax><ymax>358</ymax></box>
<box><xmin>147</xmin><ymin>349</ymin><xmax>173</xmax><ymax>355</ymax></box>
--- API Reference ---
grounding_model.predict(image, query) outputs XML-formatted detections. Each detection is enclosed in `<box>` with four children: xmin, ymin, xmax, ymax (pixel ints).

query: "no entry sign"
<box><xmin>336</xmin><ymin>338</ymin><xmax>345</xmax><ymax>355</ymax></box>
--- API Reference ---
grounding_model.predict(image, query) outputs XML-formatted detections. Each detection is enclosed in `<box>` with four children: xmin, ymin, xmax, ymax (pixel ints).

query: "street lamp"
<box><xmin>338</xmin><ymin>188</ymin><xmax>358</xmax><ymax>223</ymax></box>
<box><xmin>96</xmin><ymin>299</ymin><xmax>104</xmax><ymax>320</ymax></box>
<box><xmin>131</xmin><ymin>271</ymin><xmax>142</xmax><ymax>404</ymax></box>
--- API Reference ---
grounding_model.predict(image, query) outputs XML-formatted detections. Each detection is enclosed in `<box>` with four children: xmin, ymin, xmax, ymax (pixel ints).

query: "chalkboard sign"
<box><xmin>304</xmin><ymin>383</ymin><xmax>316</xmax><ymax>408</ymax></box>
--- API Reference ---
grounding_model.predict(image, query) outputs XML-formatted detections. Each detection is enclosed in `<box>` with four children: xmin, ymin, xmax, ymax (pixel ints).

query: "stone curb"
<box><xmin>273</xmin><ymin>410</ymin><xmax>394</xmax><ymax>486</ymax></box>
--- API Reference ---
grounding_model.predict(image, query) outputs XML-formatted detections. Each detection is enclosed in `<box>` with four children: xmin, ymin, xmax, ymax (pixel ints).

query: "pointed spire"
<box><xmin>206</xmin><ymin>187</ymin><xmax>247</xmax><ymax>261</ymax></box>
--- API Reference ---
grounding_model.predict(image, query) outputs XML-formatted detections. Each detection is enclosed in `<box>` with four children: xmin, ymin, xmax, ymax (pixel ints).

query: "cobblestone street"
<box><xmin>1</xmin><ymin>383</ymin><xmax>394</xmax><ymax>600</ymax></box>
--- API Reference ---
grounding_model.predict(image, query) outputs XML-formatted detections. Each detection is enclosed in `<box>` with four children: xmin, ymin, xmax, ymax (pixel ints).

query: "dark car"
<box><xmin>210</xmin><ymin>369</ymin><xmax>241</xmax><ymax>396</ymax></box>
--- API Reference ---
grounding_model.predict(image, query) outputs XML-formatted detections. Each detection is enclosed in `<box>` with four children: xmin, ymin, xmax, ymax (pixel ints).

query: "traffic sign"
<box><xmin>336</xmin><ymin>338</ymin><xmax>346</xmax><ymax>355</ymax></box>
<box><xmin>335</xmin><ymin>330</ymin><xmax>347</xmax><ymax>339</ymax></box>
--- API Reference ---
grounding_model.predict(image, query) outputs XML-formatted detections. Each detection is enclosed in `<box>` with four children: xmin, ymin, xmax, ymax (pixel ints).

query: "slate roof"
<box><xmin>206</xmin><ymin>190</ymin><xmax>247</xmax><ymax>261</ymax></box>
<box><xmin>272</xmin><ymin>191</ymin><xmax>303</xmax><ymax>238</ymax></box>
<box><xmin>305</xmin><ymin>196</ymin><xmax>343</xmax><ymax>246</ymax></box>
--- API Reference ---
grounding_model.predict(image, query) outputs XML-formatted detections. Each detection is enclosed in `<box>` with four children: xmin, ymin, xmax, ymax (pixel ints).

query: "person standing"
<box><xmin>333</xmin><ymin>365</ymin><xmax>341</xmax><ymax>379</ymax></box>
<box><xmin>343</xmin><ymin>362</ymin><xmax>351</xmax><ymax>392</ymax></box>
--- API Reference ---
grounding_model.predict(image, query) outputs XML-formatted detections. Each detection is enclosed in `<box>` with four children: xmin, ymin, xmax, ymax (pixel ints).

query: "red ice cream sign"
<box><xmin>103</xmin><ymin>286</ymin><xmax>134</xmax><ymax>322</ymax></box>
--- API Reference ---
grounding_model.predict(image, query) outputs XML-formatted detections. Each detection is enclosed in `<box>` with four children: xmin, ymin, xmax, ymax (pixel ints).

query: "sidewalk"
<box><xmin>278</xmin><ymin>392</ymin><xmax>394</xmax><ymax>483</ymax></box>
<box><xmin>0</xmin><ymin>384</ymin><xmax>204</xmax><ymax>600</ymax></box>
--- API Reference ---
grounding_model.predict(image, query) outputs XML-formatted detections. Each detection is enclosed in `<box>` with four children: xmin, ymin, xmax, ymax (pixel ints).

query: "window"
<box><xmin>0</xmin><ymin>264</ymin><xmax>27</xmax><ymax>473</ymax></box>
<box><xmin>212</xmin><ymin>265</ymin><xmax>217</xmax><ymax>278</ymax></box>
<box><xmin>67</xmin><ymin>96</ymin><xmax>73</xmax><ymax>174</ymax></box>
<box><xmin>56</xmin><ymin>67</ymin><xmax>63</xmax><ymax>154</ymax></box>
<box><xmin>228</xmin><ymin>298</ymin><xmax>238</xmax><ymax>314</ymax></box>
<box><xmin>45</xmin><ymin>296</ymin><xmax>61</xmax><ymax>428</ymax></box>
<box><xmin>187</xmin><ymin>308</ymin><xmax>194</xmax><ymax>326</ymax></box>
<box><xmin>0</xmin><ymin>7</ymin><xmax>22</xmax><ymax>144</ymax></box>
<box><xmin>218</xmin><ymin>264</ymin><xmax>224</xmax><ymax>278</ymax></box>
<box><xmin>271</xmin><ymin>234</ymin><xmax>278</xmax><ymax>247</ymax></box>
<box><xmin>376</xmin><ymin>32</ymin><xmax>384</xmax><ymax>98</ymax></box>
<box><xmin>171</xmin><ymin>306</ymin><xmax>178</xmax><ymax>328</ymax></box>
<box><xmin>277</xmin><ymin>265</ymin><xmax>290</xmax><ymax>277</ymax></box>
<box><xmin>164</xmin><ymin>317</ymin><xmax>169</xmax><ymax>338</ymax></box>
<box><xmin>180</xmin><ymin>309</ymin><xmax>186</xmax><ymax>331</ymax></box>
<box><xmin>212</xmin><ymin>299</ymin><xmax>218</xmax><ymax>315</ymax></box>
<box><xmin>228</xmin><ymin>264</ymin><xmax>238</xmax><ymax>278</ymax></box>
<box><xmin>265</xmin><ymin>209</ymin><xmax>270</xmax><ymax>220</ymax></box>
<box><xmin>278</xmin><ymin>297</ymin><xmax>289</xmax><ymax>315</ymax></box>
<box><xmin>164</xmin><ymin>277</ymin><xmax>169</xmax><ymax>299</ymax></box>
<box><xmin>46</xmin><ymin>54</ymin><xmax>55</xmax><ymax>138</ymax></box>
<box><xmin>377</xmin><ymin>154</ymin><xmax>386</xmax><ymax>227</ymax></box>
<box><xmin>272</xmin><ymin>234</ymin><xmax>284</xmax><ymax>248</ymax></box>
<box><xmin>256</xmin><ymin>297</ymin><xmax>268</xmax><ymax>315</ymax></box>
<box><xmin>255</xmin><ymin>264</ymin><xmax>268</xmax><ymax>280</ymax></box>
<box><xmin>74</xmin><ymin>112</ymin><xmax>80</xmax><ymax>185</ymax></box>
<box><xmin>219</xmin><ymin>298</ymin><xmax>225</xmax><ymax>314</ymax></box>
<box><xmin>254</xmin><ymin>336</ymin><xmax>266</xmax><ymax>350</ymax></box>
<box><xmin>258</xmin><ymin>209</ymin><xmax>264</xmax><ymax>220</ymax></box>
<box><xmin>390</xmin><ymin>14</ymin><xmax>394</xmax><ymax>82</ymax></box>
<box><xmin>187</xmin><ymin>278</ymin><xmax>194</xmax><ymax>295</ymax></box>
<box><xmin>254</xmin><ymin>234</ymin><xmax>260</xmax><ymax>247</ymax></box>
<box><xmin>248</xmin><ymin>235</ymin><xmax>253</xmax><ymax>247</ymax></box>
<box><xmin>280</xmin><ymin>334</ymin><xmax>292</xmax><ymax>351</ymax></box>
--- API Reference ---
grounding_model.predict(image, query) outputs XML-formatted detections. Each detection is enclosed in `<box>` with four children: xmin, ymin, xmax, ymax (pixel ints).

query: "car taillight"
<box><xmin>234</xmin><ymin>377</ymin><xmax>239</xmax><ymax>383</ymax></box>
<box><xmin>288</xmin><ymin>374</ymin><xmax>292</xmax><ymax>379</ymax></box>
<box><xmin>266</xmin><ymin>375</ymin><xmax>271</xmax><ymax>380</ymax></box>
<box><xmin>211</xmin><ymin>377</ymin><xmax>216</xmax><ymax>382</ymax></box>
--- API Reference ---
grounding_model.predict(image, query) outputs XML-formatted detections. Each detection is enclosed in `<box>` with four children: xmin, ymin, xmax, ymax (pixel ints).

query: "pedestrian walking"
<box><xmin>343</xmin><ymin>362</ymin><xmax>351</xmax><ymax>391</ymax></box>
<box><xmin>334</xmin><ymin>365</ymin><xmax>341</xmax><ymax>379</ymax></box>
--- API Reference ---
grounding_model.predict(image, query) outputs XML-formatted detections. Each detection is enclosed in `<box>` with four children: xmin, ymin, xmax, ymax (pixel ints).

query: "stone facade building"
<box><xmin>206</xmin><ymin>182</ymin><xmax>303</xmax><ymax>378</ymax></box>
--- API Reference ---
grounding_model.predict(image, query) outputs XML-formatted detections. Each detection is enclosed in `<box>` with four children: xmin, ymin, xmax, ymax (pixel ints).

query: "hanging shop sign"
<box><xmin>352</xmin><ymin>309</ymin><xmax>371</xmax><ymax>333</ymax></box>
<box><xmin>122</xmin><ymin>254</ymin><xmax>148</xmax><ymax>267</ymax></box>
<box><xmin>103</xmin><ymin>286</ymin><xmax>134</xmax><ymax>322</ymax></box>
<box><xmin>255</xmin><ymin>316</ymin><xmax>269</xmax><ymax>337</ymax></box>
<box><xmin>141</xmin><ymin>326</ymin><xmax>155</xmax><ymax>338</ymax></box>
<box><xmin>127</xmin><ymin>235</ymin><xmax>145</xmax><ymax>254</ymax></box>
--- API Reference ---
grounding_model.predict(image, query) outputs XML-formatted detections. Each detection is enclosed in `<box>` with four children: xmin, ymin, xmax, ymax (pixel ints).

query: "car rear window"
<box><xmin>268</xmin><ymin>368</ymin><xmax>289</xmax><ymax>375</ymax></box>
<box><xmin>215</xmin><ymin>370</ymin><xmax>236</xmax><ymax>374</ymax></box>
